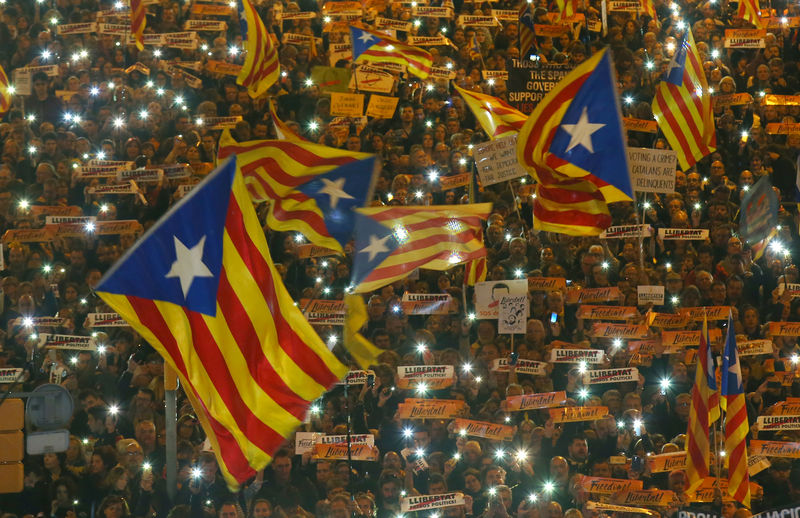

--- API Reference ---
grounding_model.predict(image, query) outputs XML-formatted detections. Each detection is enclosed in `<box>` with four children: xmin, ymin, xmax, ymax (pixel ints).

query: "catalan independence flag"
<box><xmin>237</xmin><ymin>0</ymin><xmax>280</xmax><ymax>98</ymax></box>
<box><xmin>516</xmin><ymin>49</ymin><xmax>633</xmax><ymax>235</ymax></box>
<box><xmin>95</xmin><ymin>158</ymin><xmax>348</xmax><ymax>489</ymax></box>
<box><xmin>455</xmin><ymin>85</ymin><xmax>527</xmax><ymax>140</ymax></box>
<box><xmin>518</xmin><ymin>2</ymin><xmax>537</xmax><ymax>60</ymax></box>
<box><xmin>652</xmin><ymin>29</ymin><xmax>716</xmax><ymax>170</ymax></box>
<box><xmin>721</xmin><ymin>313</ymin><xmax>751</xmax><ymax>507</ymax></box>
<box><xmin>217</xmin><ymin>131</ymin><xmax>376</xmax><ymax>253</ymax></box>
<box><xmin>685</xmin><ymin>315</ymin><xmax>720</xmax><ymax>493</ymax></box>
<box><xmin>351</xmin><ymin>204</ymin><xmax>490</xmax><ymax>293</ymax></box>
<box><xmin>269</xmin><ymin>100</ymin><xmax>307</xmax><ymax>141</ymax></box>
<box><xmin>737</xmin><ymin>0</ymin><xmax>764</xmax><ymax>28</ymax></box>
<box><xmin>555</xmin><ymin>0</ymin><xmax>579</xmax><ymax>21</ymax></box>
<box><xmin>130</xmin><ymin>0</ymin><xmax>146</xmax><ymax>50</ymax></box>
<box><xmin>350</xmin><ymin>26</ymin><xmax>432</xmax><ymax>79</ymax></box>
<box><xmin>0</xmin><ymin>64</ymin><xmax>11</xmax><ymax>118</ymax></box>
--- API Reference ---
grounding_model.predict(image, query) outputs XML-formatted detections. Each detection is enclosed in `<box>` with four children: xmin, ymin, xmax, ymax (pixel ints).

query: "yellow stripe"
<box><xmin>231</xmin><ymin>171</ymin><xmax>348</xmax><ymax>379</ymax></box>
<box><xmin>534</xmin><ymin>219</ymin><xmax>603</xmax><ymax>235</ymax></box>
<box><xmin>380</xmin><ymin>238</ymin><xmax>483</xmax><ymax>269</ymax></box>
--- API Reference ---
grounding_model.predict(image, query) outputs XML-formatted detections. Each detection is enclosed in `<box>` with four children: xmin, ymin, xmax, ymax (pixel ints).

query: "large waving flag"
<box><xmin>350</xmin><ymin>26</ymin><xmax>432</xmax><ymax>79</ymax></box>
<box><xmin>351</xmin><ymin>204</ymin><xmax>491</xmax><ymax>293</ymax></box>
<box><xmin>237</xmin><ymin>0</ymin><xmax>280</xmax><ymax>98</ymax></box>
<box><xmin>455</xmin><ymin>85</ymin><xmax>527</xmax><ymax>140</ymax></box>
<box><xmin>130</xmin><ymin>0</ymin><xmax>146</xmax><ymax>50</ymax></box>
<box><xmin>652</xmin><ymin>29</ymin><xmax>716</xmax><ymax>170</ymax></box>
<box><xmin>685</xmin><ymin>315</ymin><xmax>720</xmax><ymax>492</ymax></box>
<box><xmin>218</xmin><ymin>131</ymin><xmax>376</xmax><ymax>253</ymax></box>
<box><xmin>0</xmin><ymin>64</ymin><xmax>11</xmax><ymax>118</ymax></box>
<box><xmin>737</xmin><ymin>0</ymin><xmax>764</xmax><ymax>28</ymax></box>
<box><xmin>721</xmin><ymin>313</ymin><xmax>751</xmax><ymax>508</ymax></box>
<box><xmin>516</xmin><ymin>49</ymin><xmax>633</xmax><ymax>235</ymax></box>
<box><xmin>518</xmin><ymin>2</ymin><xmax>537</xmax><ymax>59</ymax></box>
<box><xmin>95</xmin><ymin>158</ymin><xmax>348</xmax><ymax>489</ymax></box>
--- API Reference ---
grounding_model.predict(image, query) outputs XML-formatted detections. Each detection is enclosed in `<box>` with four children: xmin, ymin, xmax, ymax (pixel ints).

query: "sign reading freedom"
<box><xmin>506</xmin><ymin>59</ymin><xmax>573</xmax><ymax>114</ymax></box>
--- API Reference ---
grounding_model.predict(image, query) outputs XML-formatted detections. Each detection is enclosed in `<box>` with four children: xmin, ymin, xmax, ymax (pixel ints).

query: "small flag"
<box><xmin>737</xmin><ymin>0</ymin><xmax>765</xmax><ymax>28</ymax></box>
<box><xmin>130</xmin><ymin>0</ymin><xmax>146</xmax><ymax>50</ymax></box>
<box><xmin>721</xmin><ymin>313</ymin><xmax>751</xmax><ymax>508</ymax></box>
<box><xmin>0</xmin><ymin>64</ymin><xmax>11</xmax><ymax>118</ymax></box>
<box><xmin>518</xmin><ymin>2</ymin><xmax>537</xmax><ymax>59</ymax></box>
<box><xmin>350</xmin><ymin>25</ymin><xmax>432</xmax><ymax>79</ymax></box>
<box><xmin>468</xmin><ymin>35</ymin><xmax>482</xmax><ymax>61</ymax></box>
<box><xmin>237</xmin><ymin>0</ymin><xmax>280</xmax><ymax>97</ymax></box>
<box><xmin>455</xmin><ymin>85</ymin><xmax>527</xmax><ymax>140</ymax></box>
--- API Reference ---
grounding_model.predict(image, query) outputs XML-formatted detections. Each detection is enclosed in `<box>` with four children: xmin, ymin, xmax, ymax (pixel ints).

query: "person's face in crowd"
<box><xmin>413</xmin><ymin>430</ymin><xmax>430</xmax><ymax>449</ymax></box>
<box><xmin>91</xmin><ymin>453</ymin><xmax>107</xmax><ymax>475</ymax></box>
<box><xmin>381</xmin><ymin>480</ymin><xmax>401</xmax><ymax>503</ymax></box>
<box><xmin>123</xmin><ymin>443</ymin><xmax>144</xmax><ymax>471</ymax></box>
<box><xmin>253</xmin><ymin>501</ymin><xmax>272</xmax><ymax>518</ymax></box>
<box><xmin>401</xmin><ymin>106</ymin><xmax>414</xmax><ymax>124</ymax></box>
<box><xmin>550</xmin><ymin>457</ymin><xmax>569</xmax><ymax>484</ymax></box>
<box><xmin>568</xmin><ymin>438</ymin><xmax>588</xmax><ymax>461</ymax></box>
<box><xmin>757</xmin><ymin>64</ymin><xmax>770</xmax><ymax>83</ymax></box>
<box><xmin>485</xmin><ymin>467</ymin><xmax>504</xmax><ymax>487</ymax></box>
<box><xmin>136</xmin><ymin>422</ymin><xmax>157</xmax><ymax>450</ymax></box>
<box><xmin>219</xmin><ymin>504</ymin><xmax>238</xmax><ymax>518</ymax></box>
<box><xmin>675</xmin><ymin>394</ymin><xmax>692</xmax><ymax>419</ymax></box>
<box><xmin>592</xmin><ymin>462</ymin><xmax>611</xmax><ymax>477</ymax></box>
<box><xmin>273</xmin><ymin>455</ymin><xmax>292</xmax><ymax>483</ymax></box>
<box><xmin>33</xmin><ymin>77</ymin><xmax>48</xmax><ymax>99</ymax></box>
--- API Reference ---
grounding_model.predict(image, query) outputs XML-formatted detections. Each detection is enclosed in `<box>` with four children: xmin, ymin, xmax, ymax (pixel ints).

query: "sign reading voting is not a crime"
<box><xmin>473</xmin><ymin>135</ymin><xmax>528</xmax><ymax>186</ymax></box>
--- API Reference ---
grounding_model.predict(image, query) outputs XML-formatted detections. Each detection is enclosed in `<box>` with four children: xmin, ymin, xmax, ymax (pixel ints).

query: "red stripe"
<box><xmin>533</xmin><ymin>202</ymin><xmax>610</xmax><ymax>228</ymax></box>
<box><xmin>221</xmin><ymin>141</ymin><xmax>359</xmax><ymax>170</ymax></box>
<box><xmin>226</xmin><ymin>197</ymin><xmax>341</xmax><ymax>388</ymax></box>
<box><xmin>242</xmin><ymin>1</ymin><xmax>264</xmax><ymax>87</ymax></box>
<box><xmin>654</xmin><ymin>89</ymin><xmax>697</xmax><ymax>165</ymax></box>
<box><xmin>239</xmin><ymin>156</ymin><xmax>357</xmax><ymax>187</ymax></box>
<box><xmin>360</xmin><ymin>50</ymin><xmax>431</xmax><ymax>73</ymax></box>
<box><xmin>365</xmin><ymin>248</ymin><xmax>486</xmax><ymax>283</ymax></box>
<box><xmin>369</xmin><ymin>208</ymin><xmax>487</xmax><ymax>224</ymax></box>
<box><xmin>523</xmin><ymin>74</ymin><xmax>588</xmax><ymax>164</ymax></box>
<box><xmin>537</xmin><ymin>184</ymin><xmax>606</xmax><ymax>203</ymax></box>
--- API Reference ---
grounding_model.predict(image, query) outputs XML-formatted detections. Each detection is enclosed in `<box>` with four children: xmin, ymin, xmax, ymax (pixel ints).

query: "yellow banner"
<box><xmin>647</xmin><ymin>312</ymin><xmax>688</xmax><ymax>328</ymax></box>
<box><xmin>712</xmin><ymin>93</ymin><xmax>753</xmax><ymax>107</ymax></box>
<box><xmin>549</xmin><ymin>406</ymin><xmax>609</xmax><ymax>423</ymax></box>
<box><xmin>623</xmin><ymin>118</ymin><xmax>658</xmax><ymax>133</ymax></box>
<box><xmin>452</xmin><ymin>418</ymin><xmax>514</xmax><ymax>441</ymax></box>
<box><xmin>566</xmin><ymin>287</ymin><xmax>621</xmax><ymax>304</ymax></box>
<box><xmin>613</xmin><ymin>490</ymin><xmax>676</xmax><ymax>507</ymax></box>
<box><xmin>769</xmin><ymin>322</ymin><xmax>800</xmax><ymax>336</ymax></box>
<box><xmin>678</xmin><ymin>306</ymin><xmax>732</xmax><ymax>321</ymax></box>
<box><xmin>576</xmin><ymin>305</ymin><xmax>638</xmax><ymax>320</ymax></box>
<box><xmin>205</xmin><ymin>60</ymin><xmax>242</xmax><ymax>76</ymax></box>
<box><xmin>366</xmin><ymin>94</ymin><xmax>399</xmax><ymax>119</ymax></box>
<box><xmin>582</xmin><ymin>477</ymin><xmax>643</xmax><ymax>495</ymax></box>
<box><xmin>590</xmin><ymin>323</ymin><xmax>649</xmax><ymax>339</ymax></box>
<box><xmin>313</xmin><ymin>443</ymin><xmax>379</xmax><ymax>461</ymax></box>
<box><xmin>2</xmin><ymin>228</ymin><xmax>55</xmax><ymax>243</ymax></box>
<box><xmin>750</xmin><ymin>440</ymin><xmax>800</xmax><ymax>458</ymax></box>
<box><xmin>504</xmin><ymin>391</ymin><xmax>567</xmax><ymax>411</ymax></box>
<box><xmin>527</xmin><ymin>277</ymin><xmax>566</xmax><ymax>291</ymax></box>
<box><xmin>396</xmin><ymin>398</ymin><xmax>466</xmax><ymax>419</ymax></box>
<box><xmin>647</xmin><ymin>452</ymin><xmax>686</xmax><ymax>472</ymax></box>
<box><xmin>330</xmin><ymin>92</ymin><xmax>365</xmax><ymax>118</ymax></box>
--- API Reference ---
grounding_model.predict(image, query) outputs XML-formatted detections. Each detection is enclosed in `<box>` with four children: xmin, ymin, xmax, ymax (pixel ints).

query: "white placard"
<box><xmin>637</xmin><ymin>285</ymin><xmax>664</xmax><ymax>306</ymax></box>
<box><xmin>473</xmin><ymin>135</ymin><xmax>528</xmax><ymax>186</ymax></box>
<box><xmin>401</xmin><ymin>493</ymin><xmax>465</xmax><ymax>513</ymax></box>
<box><xmin>498</xmin><ymin>295</ymin><xmax>528</xmax><ymax>334</ymax></box>
<box><xmin>585</xmin><ymin>367</ymin><xmax>639</xmax><ymax>384</ymax></box>
<box><xmin>627</xmin><ymin>147</ymin><xmax>676</xmax><ymax>193</ymax></box>
<box><xmin>550</xmin><ymin>348</ymin><xmax>605</xmax><ymax>364</ymax></box>
<box><xmin>474</xmin><ymin>279</ymin><xmax>528</xmax><ymax>319</ymax></box>
<box><xmin>0</xmin><ymin>367</ymin><xmax>23</xmax><ymax>383</ymax></box>
<box><xmin>757</xmin><ymin>415</ymin><xmax>800</xmax><ymax>431</ymax></box>
<box><xmin>658</xmin><ymin>228</ymin><xmax>709</xmax><ymax>240</ymax></box>
<box><xmin>599</xmin><ymin>224</ymin><xmax>652</xmax><ymax>239</ymax></box>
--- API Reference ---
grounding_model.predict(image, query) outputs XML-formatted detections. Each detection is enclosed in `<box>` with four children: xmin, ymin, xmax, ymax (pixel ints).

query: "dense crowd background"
<box><xmin>1</xmin><ymin>0</ymin><xmax>800</xmax><ymax>517</ymax></box>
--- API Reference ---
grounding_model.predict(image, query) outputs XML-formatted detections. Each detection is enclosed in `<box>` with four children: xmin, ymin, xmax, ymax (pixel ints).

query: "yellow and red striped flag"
<box><xmin>721</xmin><ymin>313</ymin><xmax>751</xmax><ymax>507</ymax></box>
<box><xmin>237</xmin><ymin>0</ymin><xmax>280</xmax><ymax>98</ymax></box>
<box><xmin>652</xmin><ymin>29</ymin><xmax>716</xmax><ymax>170</ymax></box>
<box><xmin>0</xmin><ymin>64</ymin><xmax>12</xmax><ymax>118</ymax></box>
<box><xmin>217</xmin><ymin>131</ymin><xmax>375</xmax><ymax>253</ymax></box>
<box><xmin>555</xmin><ymin>0</ymin><xmax>579</xmax><ymax>21</ymax></box>
<box><xmin>641</xmin><ymin>0</ymin><xmax>657</xmax><ymax>21</ymax></box>
<box><xmin>685</xmin><ymin>315</ymin><xmax>720</xmax><ymax>492</ymax></box>
<box><xmin>350</xmin><ymin>26</ymin><xmax>432</xmax><ymax>79</ymax></box>
<box><xmin>351</xmin><ymin>204</ymin><xmax>491</xmax><ymax>293</ymax></box>
<box><xmin>130</xmin><ymin>0</ymin><xmax>146</xmax><ymax>50</ymax></box>
<box><xmin>269</xmin><ymin>100</ymin><xmax>307</xmax><ymax>141</ymax></box>
<box><xmin>516</xmin><ymin>49</ymin><xmax>633</xmax><ymax>236</ymax></box>
<box><xmin>519</xmin><ymin>1</ymin><xmax>537</xmax><ymax>59</ymax></box>
<box><xmin>464</xmin><ymin>255</ymin><xmax>487</xmax><ymax>285</ymax></box>
<box><xmin>95</xmin><ymin>159</ymin><xmax>348</xmax><ymax>489</ymax></box>
<box><xmin>737</xmin><ymin>0</ymin><xmax>765</xmax><ymax>27</ymax></box>
<box><xmin>454</xmin><ymin>85</ymin><xmax>527</xmax><ymax>140</ymax></box>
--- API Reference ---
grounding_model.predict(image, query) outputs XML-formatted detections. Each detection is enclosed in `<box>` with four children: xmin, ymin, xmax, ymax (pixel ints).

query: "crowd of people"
<box><xmin>1</xmin><ymin>0</ymin><xmax>800</xmax><ymax>517</ymax></box>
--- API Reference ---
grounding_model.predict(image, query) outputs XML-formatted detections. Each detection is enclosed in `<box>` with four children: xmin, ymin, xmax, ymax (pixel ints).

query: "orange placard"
<box><xmin>647</xmin><ymin>452</ymin><xmax>687</xmax><ymax>472</ymax></box>
<box><xmin>582</xmin><ymin>477</ymin><xmax>643</xmax><ymax>495</ymax></box>
<box><xmin>712</xmin><ymin>92</ymin><xmax>753</xmax><ymax>107</ymax></box>
<box><xmin>769</xmin><ymin>322</ymin><xmax>800</xmax><ymax>336</ymax></box>
<box><xmin>590</xmin><ymin>323</ymin><xmax>649</xmax><ymax>339</ymax></box>
<box><xmin>452</xmin><ymin>418</ymin><xmax>514</xmax><ymax>441</ymax></box>
<box><xmin>396</xmin><ymin>398</ymin><xmax>466</xmax><ymax>419</ymax></box>
<box><xmin>678</xmin><ymin>306</ymin><xmax>732</xmax><ymax>321</ymax></box>
<box><xmin>549</xmin><ymin>406</ymin><xmax>609</xmax><ymax>423</ymax></box>
<box><xmin>527</xmin><ymin>277</ymin><xmax>567</xmax><ymax>291</ymax></box>
<box><xmin>613</xmin><ymin>490</ymin><xmax>676</xmax><ymax>507</ymax></box>
<box><xmin>313</xmin><ymin>443</ymin><xmax>379</xmax><ymax>461</ymax></box>
<box><xmin>647</xmin><ymin>312</ymin><xmax>688</xmax><ymax>329</ymax></box>
<box><xmin>623</xmin><ymin>118</ymin><xmax>658</xmax><ymax>133</ymax></box>
<box><xmin>566</xmin><ymin>287</ymin><xmax>621</xmax><ymax>304</ymax></box>
<box><xmin>504</xmin><ymin>391</ymin><xmax>567</xmax><ymax>411</ymax></box>
<box><xmin>749</xmin><ymin>440</ymin><xmax>800</xmax><ymax>458</ymax></box>
<box><xmin>576</xmin><ymin>305</ymin><xmax>639</xmax><ymax>320</ymax></box>
<box><xmin>1</xmin><ymin>228</ymin><xmax>55</xmax><ymax>243</ymax></box>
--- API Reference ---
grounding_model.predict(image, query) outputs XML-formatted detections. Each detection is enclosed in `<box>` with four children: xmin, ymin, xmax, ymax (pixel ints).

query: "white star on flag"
<box><xmin>318</xmin><ymin>177</ymin><xmax>354</xmax><ymax>209</ymax></box>
<box><xmin>165</xmin><ymin>235</ymin><xmax>214</xmax><ymax>298</ymax></box>
<box><xmin>561</xmin><ymin>106</ymin><xmax>605</xmax><ymax>154</ymax></box>
<box><xmin>360</xmin><ymin>234</ymin><xmax>391</xmax><ymax>261</ymax></box>
<box><xmin>728</xmin><ymin>355</ymin><xmax>743</xmax><ymax>390</ymax></box>
<box><xmin>358</xmin><ymin>31</ymin><xmax>374</xmax><ymax>44</ymax></box>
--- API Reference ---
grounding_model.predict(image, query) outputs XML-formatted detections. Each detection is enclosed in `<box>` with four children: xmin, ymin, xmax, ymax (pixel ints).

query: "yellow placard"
<box><xmin>504</xmin><ymin>391</ymin><xmax>567</xmax><ymax>411</ymax></box>
<box><xmin>452</xmin><ymin>418</ymin><xmax>514</xmax><ymax>441</ymax></box>
<box><xmin>549</xmin><ymin>406</ymin><xmax>609</xmax><ymax>423</ymax></box>
<box><xmin>330</xmin><ymin>92</ymin><xmax>365</xmax><ymax>118</ymax></box>
<box><xmin>366</xmin><ymin>95</ymin><xmax>399</xmax><ymax>119</ymax></box>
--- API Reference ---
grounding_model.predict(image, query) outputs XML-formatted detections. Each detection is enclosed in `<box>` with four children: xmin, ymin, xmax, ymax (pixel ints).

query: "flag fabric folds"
<box><xmin>95</xmin><ymin>158</ymin><xmax>348</xmax><ymax>489</ymax></box>
<box><xmin>218</xmin><ymin>131</ymin><xmax>375</xmax><ymax>253</ymax></box>
<box><xmin>269</xmin><ymin>100</ymin><xmax>307</xmax><ymax>141</ymax></box>
<box><xmin>652</xmin><ymin>29</ymin><xmax>716</xmax><ymax>170</ymax></box>
<box><xmin>641</xmin><ymin>0</ymin><xmax>657</xmax><ymax>21</ymax></box>
<box><xmin>130</xmin><ymin>0</ymin><xmax>146</xmax><ymax>51</ymax></box>
<box><xmin>455</xmin><ymin>85</ymin><xmax>527</xmax><ymax>140</ymax></box>
<box><xmin>350</xmin><ymin>26</ymin><xmax>432</xmax><ymax>79</ymax></box>
<box><xmin>737</xmin><ymin>0</ymin><xmax>764</xmax><ymax>28</ymax></box>
<box><xmin>351</xmin><ymin>204</ymin><xmax>491</xmax><ymax>293</ymax></box>
<box><xmin>516</xmin><ymin>49</ymin><xmax>633</xmax><ymax>235</ymax></box>
<box><xmin>237</xmin><ymin>0</ymin><xmax>280</xmax><ymax>98</ymax></box>
<box><xmin>343</xmin><ymin>294</ymin><xmax>384</xmax><ymax>369</ymax></box>
<box><xmin>721</xmin><ymin>313</ymin><xmax>752</xmax><ymax>508</ymax></box>
<box><xmin>518</xmin><ymin>2</ymin><xmax>537</xmax><ymax>59</ymax></box>
<box><xmin>464</xmin><ymin>255</ymin><xmax>487</xmax><ymax>286</ymax></box>
<box><xmin>555</xmin><ymin>0</ymin><xmax>578</xmax><ymax>21</ymax></box>
<box><xmin>0</xmin><ymin>64</ymin><xmax>11</xmax><ymax>118</ymax></box>
<box><xmin>468</xmin><ymin>35</ymin><xmax>482</xmax><ymax>62</ymax></box>
<box><xmin>685</xmin><ymin>315</ymin><xmax>720</xmax><ymax>492</ymax></box>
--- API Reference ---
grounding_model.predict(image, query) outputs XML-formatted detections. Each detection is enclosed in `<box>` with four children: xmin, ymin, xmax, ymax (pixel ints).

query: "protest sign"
<box><xmin>504</xmin><ymin>391</ymin><xmax>567</xmax><ymax>411</ymax></box>
<box><xmin>582</xmin><ymin>477</ymin><xmax>643</xmax><ymax>494</ymax></box>
<box><xmin>473</xmin><ymin>135</ymin><xmax>527</xmax><ymax>186</ymax></box>
<box><xmin>590</xmin><ymin>323</ymin><xmax>649</xmax><ymax>339</ymax></box>
<box><xmin>506</xmin><ymin>59</ymin><xmax>572</xmax><ymax>114</ymax></box>
<box><xmin>86</xmin><ymin>313</ymin><xmax>129</xmax><ymax>327</ymax></box>
<box><xmin>400</xmin><ymin>493</ymin><xmax>465</xmax><ymax>513</ymax></box>
<box><xmin>491</xmin><ymin>358</ymin><xmax>546</xmax><ymax>375</ymax></box>
<box><xmin>0</xmin><ymin>368</ymin><xmax>23</xmax><ymax>384</ymax></box>
<box><xmin>576</xmin><ymin>305</ymin><xmax>638</xmax><ymax>320</ymax></box>
<box><xmin>396</xmin><ymin>398</ymin><xmax>466</xmax><ymax>419</ymax></box>
<box><xmin>475</xmin><ymin>279</ymin><xmax>527</xmax><ymax>318</ymax></box>
<box><xmin>330</xmin><ymin>92</ymin><xmax>365</xmax><ymax>117</ymax></box>
<box><xmin>627</xmin><ymin>147</ymin><xmax>676</xmax><ymax>193</ymax></box>
<box><xmin>498</xmin><ymin>295</ymin><xmax>528</xmax><ymax>334</ymax></box>
<box><xmin>338</xmin><ymin>370</ymin><xmax>375</xmax><ymax>385</ymax></box>
<box><xmin>740</xmin><ymin>176</ymin><xmax>779</xmax><ymax>245</ymax></box>
<box><xmin>550</xmin><ymin>405</ymin><xmax>609</xmax><ymax>422</ymax></box>
<box><xmin>599</xmin><ymin>224</ymin><xmax>652</xmax><ymax>239</ymax></box>
<box><xmin>565</xmin><ymin>287</ymin><xmax>621</xmax><ymax>304</ymax></box>
<box><xmin>585</xmin><ymin>367</ymin><xmax>639</xmax><ymax>384</ymax></box>
<box><xmin>637</xmin><ymin>285</ymin><xmax>664</xmax><ymax>305</ymax></box>
<box><xmin>749</xmin><ymin>440</ymin><xmax>800</xmax><ymax>457</ymax></box>
<box><xmin>366</xmin><ymin>95</ymin><xmax>399</xmax><ymax>119</ymax></box>
<box><xmin>38</xmin><ymin>334</ymin><xmax>97</xmax><ymax>351</ymax></box>
<box><xmin>550</xmin><ymin>348</ymin><xmax>605</xmax><ymax>363</ymax></box>
<box><xmin>724</xmin><ymin>28</ymin><xmax>766</xmax><ymax>48</ymax></box>
<box><xmin>658</xmin><ymin>228</ymin><xmax>709</xmax><ymax>240</ymax></box>
<box><xmin>313</xmin><ymin>443</ymin><xmax>378</xmax><ymax>461</ymax></box>
<box><xmin>452</xmin><ymin>418</ymin><xmax>513</xmax><ymax>441</ymax></box>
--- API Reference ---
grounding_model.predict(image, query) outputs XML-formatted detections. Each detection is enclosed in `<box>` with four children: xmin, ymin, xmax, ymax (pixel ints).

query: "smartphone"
<box><xmin>631</xmin><ymin>455</ymin><xmax>644</xmax><ymax>473</ymax></box>
<box><xmin>366</xmin><ymin>374</ymin><xmax>375</xmax><ymax>388</ymax></box>
<box><xmin>550</xmin><ymin>312</ymin><xmax>558</xmax><ymax>324</ymax></box>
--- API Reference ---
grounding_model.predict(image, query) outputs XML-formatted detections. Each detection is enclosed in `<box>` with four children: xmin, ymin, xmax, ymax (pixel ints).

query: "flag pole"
<box><xmin>164</xmin><ymin>363</ymin><xmax>178</xmax><ymax>501</ymax></box>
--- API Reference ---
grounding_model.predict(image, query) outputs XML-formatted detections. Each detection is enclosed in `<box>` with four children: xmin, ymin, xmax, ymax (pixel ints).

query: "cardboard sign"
<box><xmin>12</xmin><ymin>317</ymin><xmax>65</xmax><ymax>329</ymax></box>
<box><xmin>438</xmin><ymin>173</ymin><xmax>471</xmax><ymax>191</ymax></box>
<box><xmin>375</xmin><ymin>17</ymin><xmax>412</xmax><ymax>30</ymax></box>
<box><xmin>0</xmin><ymin>368</ymin><xmax>23</xmax><ymax>384</ymax></box>
<box><xmin>658</xmin><ymin>228</ymin><xmax>709</xmax><ymax>240</ymax></box>
<box><xmin>429</xmin><ymin>66</ymin><xmax>457</xmax><ymax>79</ymax></box>
<box><xmin>302</xmin><ymin>299</ymin><xmax>345</xmax><ymax>326</ymax></box>
<box><xmin>57</xmin><ymin>22</ymin><xmax>98</xmax><ymax>34</ymax></box>
<box><xmin>338</xmin><ymin>370</ymin><xmax>375</xmax><ymax>385</ymax></box>
<box><xmin>491</xmin><ymin>8</ymin><xmax>517</xmax><ymax>20</ymax></box>
<box><xmin>637</xmin><ymin>285</ymin><xmax>664</xmax><ymax>306</ymax></box>
<box><xmin>533</xmin><ymin>24</ymin><xmax>569</xmax><ymax>36</ymax></box>
<box><xmin>318</xmin><ymin>434</ymin><xmax>375</xmax><ymax>446</ymax></box>
<box><xmin>330</xmin><ymin>92</ymin><xmax>365</xmax><ymax>117</ymax></box>
<box><xmin>576</xmin><ymin>305</ymin><xmax>638</xmax><ymax>320</ymax></box>
<box><xmin>550</xmin><ymin>405</ymin><xmax>609</xmax><ymax>422</ymax></box>
<box><xmin>550</xmin><ymin>348</ymin><xmax>605</xmax><ymax>364</ymax></box>
<box><xmin>366</xmin><ymin>95</ymin><xmax>399</xmax><ymax>119</ymax></box>
<box><xmin>29</xmin><ymin>206</ymin><xmax>83</xmax><ymax>218</ymax></box>
<box><xmin>474</xmin><ymin>135</ymin><xmax>527</xmax><ymax>186</ymax></box>
<box><xmin>400</xmin><ymin>493</ymin><xmax>465</xmax><ymax>513</ymax></box>
<box><xmin>400</xmin><ymin>293</ymin><xmax>454</xmax><ymax>315</ymax></box>
<box><xmin>475</xmin><ymin>279</ymin><xmax>527</xmax><ymax>319</ymax></box>
<box><xmin>458</xmin><ymin>15</ymin><xmax>499</xmax><ymax>26</ymax></box>
<box><xmin>86</xmin><ymin>313</ymin><xmax>129</xmax><ymax>327</ymax></box>
<box><xmin>412</xmin><ymin>6</ymin><xmax>453</xmax><ymax>17</ymax></box>
<box><xmin>566</xmin><ymin>287</ymin><xmax>621</xmax><ymax>304</ymax></box>
<box><xmin>94</xmin><ymin>220</ymin><xmax>143</xmax><ymax>235</ymax></box>
<box><xmin>647</xmin><ymin>312</ymin><xmax>688</xmax><ymax>329</ymax></box>
<box><xmin>748</xmin><ymin>455</ymin><xmax>771</xmax><ymax>476</ymax></box>
<box><xmin>614</xmin><ymin>490</ymin><xmax>676</xmax><ymax>507</ymax></box>
<box><xmin>351</xmin><ymin>65</ymin><xmax>394</xmax><ymax>94</ymax></box>
<box><xmin>397</xmin><ymin>365</ymin><xmax>455</xmax><ymax>390</ymax></box>
<box><xmin>587</xmin><ymin>502</ymin><xmax>655</xmax><ymax>516</ymax></box>
<box><xmin>395</xmin><ymin>398</ymin><xmax>466</xmax><ymax>419</ymax></box>
<box><xmin>184</xmin><ymin>19</ymin><xmax>228</xmax><ymax>31</ymax></box>
<box><xmin>205</xmin><ymin>60</ymin><xmax>243</xmax><ymax>76</ymax></box>
<box><xmin>769</xmin><ymin>322</ymin><xmax>800</xmax><ymax>336</ymax></box>
<box><xmin>627</xmin><ymin>147</ymin><xmax>676</xmax><ymax>194</ymax></box>
<box><xmin>585</xmin><ymin>367</ymin><xmax>639</xmax><ymax>384</ymax></box>
<box><xmin>295</xmin><ymin>432</ymin><xmax>322</xmax><ymax>454</ymax></box>
<box><xmin>661</xmin><ymin>329</ymin><xmax>722</xmax><ymax>348</ymax></box>
<box><xmin>609</xmin><ymin>0</ymin><xmax>641</xmax><ymax>11</ymax></box>
<box><xmin>582</xmin><ymin>477</ymin><xmax>643</xmax><ymax>494</ymax></box>
<box><xmin>749</xmin><ymin>440</ymin><xmax>800</xmax><ymax>458</ymax></box>
<box><xmin>527</xmin><ymin>277</ymin><xmax>567</xmax><ymax>291</ymax></box>
<box><xmin>599</xmin><ymin>224</ymin><xmax>652</xmax><ymax>239</ymax></box>
<box><xmin>38</xmin><ymin>334</ymin><xmax>97</xmax><ymax>351</ymax></box>
<box><xmin>296</xmin><ymin>245</ymin><xmax>339</xmax><ymax>259</ymax></box>
<box><xmin>190</xmin><ymin>3</ymin><xmax>233</xmax><ymax>15</ymax></box>
<box><xmin>623</xmin><ymin>118</ymin><xmax>658</xmax><ymax>133</ymax></box>
<box><xmin>712</xmin><ymin>92</ymin><xmax>753</xmax><ymax>107</ymax></box>
<box><xmin>589</xmin><ymin>323</ymin><xmax>648</xmax><ymax>339</ymax></box>
<box><xmin>679</xmin><ymin>306</ymin><xmax>732</xmax><ymax>321</ymax></box>
<box><xmin>766</xmin><ymin>123</ymin><xmax>800</xmax><ymax>134</ymax></box>
<box><xmin>498</xmin><ymin>295</ymin><xmax>528</xmax><ymax>334</ymax></box>
<box><xmin>88</xmin><ymin>182</ymin><xmax>139</xmax><ymax>195</ymax></box>
<box><xmin>313</xmin><ymin>443</ymin><xmax>378</xmax><ymax>461</ymax></box>
<box><xmin>452</xmin><ymin>418</ymin><xmax>513</xmax><ymax>441</ymax></box>
<box><xmin>724</xmin><ymin>28</ymin><xmax>766</xmax><ymax>48</ymax></box>
<box><xmin>202</xmin><ymin>116</ymin><xmax>243</xmax><ymax>130</ymax></box>
<box><xmin>481</xmin><ymin>70</ymin><xmax>510</xmax><ymax>80</ymax></box>
<box><xmin>2</xmin><ymin>228</ymin><xmax>54</xmax><ymax>243</ymax></box>
<box><xmin>757</xmin><ymin>415</ymin><xmax>800</xmax><ymax>431</ymax></box>
<box><xmin>491</xmin><ymin>358</ymin><xmax>546</xmax><ymax>376</ymax></box>
<box><xmin>504</xmin><ymin>391</ymin><xmax>567</xmax><ymax>411</ymax></box>
<box><xmin>118</xmin><ymin>168</ymin><xmax>163</xmax><ymax>183</ymax></box>
<box><xmin>740</xmin><ymin>175</ymin><xmax>779</xmax><ymax>246</ymax></box>
<box><xmin>738</xmin><ymin>339</ymin><xmax>773</xmax><ymax>356</ymax></box>
<box><xmin>648</xmin><ymin>452</ymin><xmax>687</xmax><ymax>472</ymax></box>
